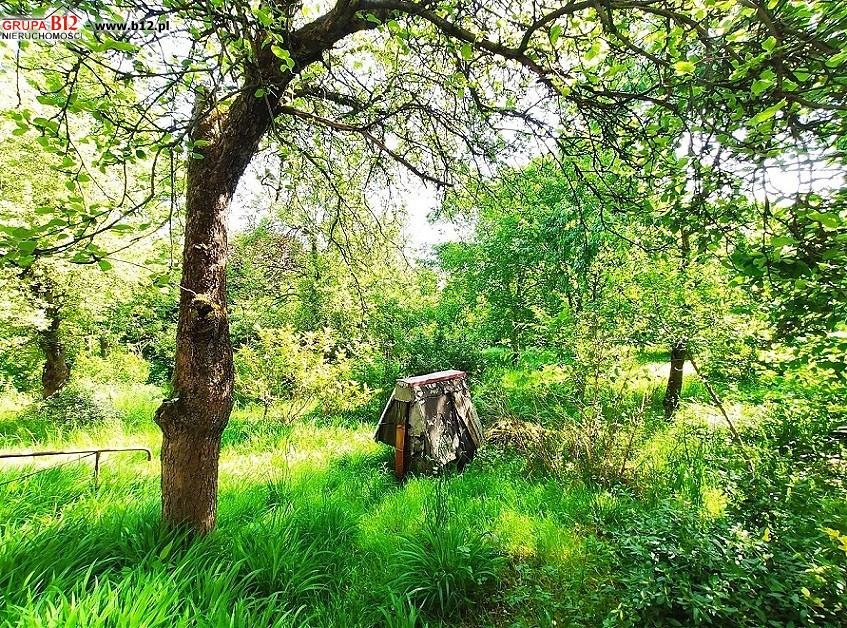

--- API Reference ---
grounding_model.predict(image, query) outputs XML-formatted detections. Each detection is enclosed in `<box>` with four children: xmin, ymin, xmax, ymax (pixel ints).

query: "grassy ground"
<box><xmin>0</xmin><ymin>360</ymin><xmax>845</xmax><ymax>627</ymax></box>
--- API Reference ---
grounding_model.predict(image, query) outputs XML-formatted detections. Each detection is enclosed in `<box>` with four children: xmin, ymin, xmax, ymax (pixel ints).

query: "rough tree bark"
<box><xmin>663</xmin><ymin>340</ymin><xmax>686</xmax><ymax>419</ymax></box>
<box><xmin>33</xmin><ymin>278</ymin><xmax>69</xmax><ymax>398</ymax></box>
<box><xmin>151</xmin><ymin>5</ymin><xmax>385</xmax><ymax>532</ymax></box>
<box><xmin>39</xmin><ymin>297</ymin><xmax>69</xmax><ymax>398</ymax></box>
<box><xmin>153</xmin><ymin>84</ymin><xmax>276</xmax><ymax>533</ymax></box>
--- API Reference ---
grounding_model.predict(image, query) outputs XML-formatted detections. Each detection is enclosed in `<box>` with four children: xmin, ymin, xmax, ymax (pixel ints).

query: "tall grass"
<box><xmin>0</xmin><ymin>359</ymin><xmax>843</xmax><ymax>626</ymax></box>
<box><xmin>0</xmin><ymin>409</ymin><xmax>621</xmax><ymax>626</ymax></box>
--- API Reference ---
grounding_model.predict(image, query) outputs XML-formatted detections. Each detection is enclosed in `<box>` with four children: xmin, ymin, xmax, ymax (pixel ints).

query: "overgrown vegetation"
<box><xmin>1</xmin><ymin>0</ymin><xmax>846</xmax><ymax>624</ymax></box>
<box><xmin>1</xmin><ymin>350</ymin><xmax>844</xmax><ymax>625</ymax></box>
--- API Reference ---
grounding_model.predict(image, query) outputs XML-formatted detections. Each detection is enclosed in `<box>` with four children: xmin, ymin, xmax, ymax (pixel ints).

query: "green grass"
<box><xmin>0</xmin><ymin>393</ymin><xmax>618</xmax><ymax>626</ymax></box>
<box><xmin>0</xmin><ymin>362</ymin><xmax>844</xmax><ymax>627</ymax></box>
<box><xmin>0</xmin><ymin>434</ymin><xmax>617</xmax><ymax>625</ymax></box>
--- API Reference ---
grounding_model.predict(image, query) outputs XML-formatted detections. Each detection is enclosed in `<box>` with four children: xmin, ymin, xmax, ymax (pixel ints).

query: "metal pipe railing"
<box><xmin>0</xmin><ymin>447</ymin><xmax>152</xmax><ymax>489</ymax></box>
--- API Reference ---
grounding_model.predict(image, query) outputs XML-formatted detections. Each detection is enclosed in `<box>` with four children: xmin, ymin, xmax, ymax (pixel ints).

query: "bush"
<box><xmin>608</xmin><ymin>399</ymin><xmax>847</xmax><ymax>627</ymax></box>
<box><xmin>608</xmin><ymin>499</ymin><xmax>846</xmax><ymax>627</ymax></box>
<box><xmin>401</xmin><ymin>322</ymin><xmax>485</xmax><ymax>378</ymax></box>
<box><xmin>73</xmin><ymin>350</ymin><xmax>151</xmax><ymax>385</ymax></box>
<box><xmin>23</xmin><ymin>384</ymin><xmax>118</xmax><ymax>428</ymax></box>
<box><xmin>234</xmin><ymin>326</ymin><xmax>372</xmax><ymax>422</ymax></box>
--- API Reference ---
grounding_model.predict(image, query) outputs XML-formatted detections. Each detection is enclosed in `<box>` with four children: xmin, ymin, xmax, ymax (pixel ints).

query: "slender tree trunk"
<box><xmin>663</xmin><ymin>340</ymin><xmax>686</xmax><ymax>418</ymax></box>
<box><xmin>663</xmin><ymin>229</ymin><xmax>692</xmax><ymax>419</ymax></box>
<box><xmin>39</xmin><ymin>300</ymin><xmax>69</xmax><ymax>398</ymax></box>
<box><xmin>509</xmin><ymin>330</ymin><xmax>520</xmax><ymax>365</ymax></box>
<box><xmin>510</xmin><ymin>275</ymin><xmax>523</xmax><ymax>365</ymax></box>
<box><xmin>32</xmin><ymin>276</ymin><xmax>70</xmax><ymax>399</ymax></box>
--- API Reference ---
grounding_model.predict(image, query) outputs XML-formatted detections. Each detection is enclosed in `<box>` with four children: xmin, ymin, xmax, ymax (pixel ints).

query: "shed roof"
<box><xmin>397</xmin><ymin>370</ymin><xmax>466</xmax><ymax>387</ymax></box>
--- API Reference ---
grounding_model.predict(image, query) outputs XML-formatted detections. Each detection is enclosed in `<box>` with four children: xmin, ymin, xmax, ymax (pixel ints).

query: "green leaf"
<box><xmin>99</xmin><ymin>39</ymin><xmax>139</xmax><ymax>53</ymax></box>
<box><xmin>749</xmin><ymin>99</ymin><xmax>786</xmax><ymax>125</ymax></box>
<box><xmin>751</xmin><ymin>78</ymin><xmax>772</xmax><ymax>95</ymax></box>
<box><xmin>808</xmin><ymin>212</ymin><xmax>841</xmax><ymax>229</ymax></box>
<box><xmin>762</xmin><ymin>36</ymin><xmax>777</xmax><ymax>52</ymax></box>
<box><xmin>152</xmin><ymin>273</ymin><xmax>169</xmax><ymax>288</ymax></box>
<box><xmin>255</xmin><ymin>7</ymin><xmax>273</xmax><ymax>26</ymax></box>
<box><xmin>770</xmin><ymin>236</ymin><xmax>795</xmax><ymax>247</ymax></box>
<box><xmin>18</xmin><ymin>240</ymin><xmax>37</xmax><ymax>254</ymax></box>
<box><xmin>97</xmin><ymin>258</ymin><xmax>113</xmax><ymax>271</ymax></box>
<box><xmin>549</xmin><ymin>24</ymin><xmax>562</xmax><ymax>46</ymax></box>
<box><xmin>254</xmin><ymin>87</ymin><xmax>267</xmax><ymax>98</ymax></box>
<box><xmin>673</xmin><ymin>60</ymin><xmax>696</xmax><ymax>75</ymax></box>
<box><xmin>271</xmin><ymin>45</ymin><xmax>290</xmax><ymax>60</ymax></box>
<box><xmin>460</xmin><ymin>43</ymin><xmax>473</xmax><ymax>60</ymax></box>
<box><xmin>826</xmin><ymin>50</ymin><xmax>847</xmax><ymax>69</ymax></box>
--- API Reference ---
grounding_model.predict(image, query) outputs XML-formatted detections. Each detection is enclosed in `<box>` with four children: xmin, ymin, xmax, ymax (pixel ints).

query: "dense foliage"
<box><xmin>1</xmin><ymin>148</ymin><xmax>844</xmax><ymax>623</ymax></box>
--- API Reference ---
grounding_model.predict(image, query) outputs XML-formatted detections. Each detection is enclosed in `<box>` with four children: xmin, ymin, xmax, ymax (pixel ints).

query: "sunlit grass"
<box><xmin>0</xmin><ymin>388</ymin><xmax>625</xmax><ymax>626</ymax></box>
<box><xmin>0</xmin><ymin>355</ymin><xmax>842</xmax><ymax>626</ymax></box>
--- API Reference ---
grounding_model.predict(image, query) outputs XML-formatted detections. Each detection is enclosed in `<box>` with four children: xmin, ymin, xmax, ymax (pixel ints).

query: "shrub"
<box><xmin>401</xmin><ymin>322</ymin><xmax>485</xmax><ymax>378</ymax></box>
<box><xmin>22</xmin><ymin>384</ymin><xmax>118</xmax><ymax>428</ymax></box>
<box><xmin>0</xmin><ymin>378</ymin><xmax>32</xmax><ymax>415</ymax></box>
<box><xmin>234</xmin><ymin>326</ymin><xmax>372</xmax><ymax>422</ymax></box>
<box><xmin>73</xmin><ymin>349</ymin><xmax>151</xmax><ymax>385</ymax></box>
<box><xmin>608</xmin><ymin>398</ymin><xmax>847</xmax><ymax>628</ymax></box>
<box><xmin>608</xmin><ymin>500</ymin><xmax>847</xmax><ymax>627</ymax></box>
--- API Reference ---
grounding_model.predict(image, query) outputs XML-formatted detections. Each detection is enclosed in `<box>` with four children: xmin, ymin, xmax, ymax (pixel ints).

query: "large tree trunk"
<box><xmin>153</xmin><ymin>158</ymin><xmax>234</xmax><ymax>532</ymax></box>
<box><xmin>39</xmin><ymin>299</ymin><xmax>69</xmax><ymax>398</ymax></box>
<box><xmin>663</xmin><ymin>340</ymin><xmax>687</xmax><ymax>418</ymax></box>
<box><xmin>152</xmin><ymin>12</ymin><xmax>372</xmax><ymax>533</ymax></box>
<box><xmin>153</xmin><ymin>84</ymin><xmax>277</xmax><ymax>534</ymax></box>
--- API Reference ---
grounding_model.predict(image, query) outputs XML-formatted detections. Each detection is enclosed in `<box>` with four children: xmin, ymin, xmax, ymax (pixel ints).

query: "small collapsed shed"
<box><xmin>374</xmin><ymin>370</ymin><xmax>483</xmax><ymax>478</ymax></box>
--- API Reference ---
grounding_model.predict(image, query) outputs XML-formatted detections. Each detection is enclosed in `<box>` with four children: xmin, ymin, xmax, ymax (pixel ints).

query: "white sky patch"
<box><xmin>229</xmin><ymin>168</ymin><xmax>467</xmax><ymax>255</ymax></box>
<box><xmin>756</xmin><ymin>158</ymin><xmax>844</xmax><ymax>202</ymax></box>
<box><xmin>402</xmin><ymin>184</ymin><xmax>467</xmax><ymax>252</ymax></box>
